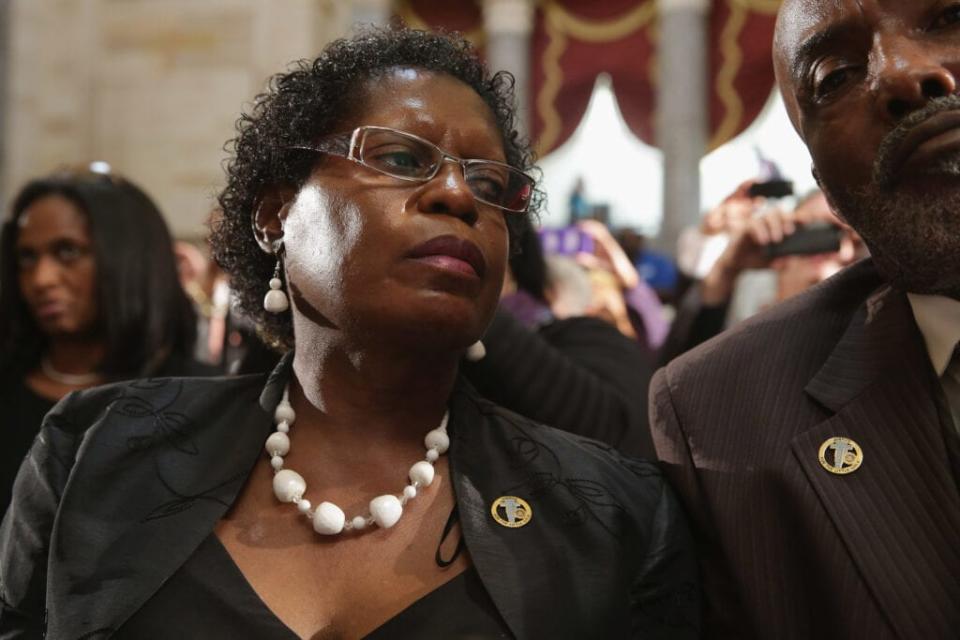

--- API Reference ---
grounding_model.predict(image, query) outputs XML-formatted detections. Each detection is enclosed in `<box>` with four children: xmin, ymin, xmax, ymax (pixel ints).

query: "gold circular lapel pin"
<box><xmin>491</xmin><ymin>496</ymin><xmax>532</xmax><ymax>528</ymax></box>
<box><xmin>818</xmin><ymin>437</ymin><xmax>863</xmax><ymax>475</ymax></box>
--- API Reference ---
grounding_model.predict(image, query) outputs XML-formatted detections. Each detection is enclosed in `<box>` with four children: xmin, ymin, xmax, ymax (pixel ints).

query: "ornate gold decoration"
<box><xmin>535</xmin><ymin>0</ymin><xmax>657</xmax><ymax>155</ymax></box>
<box><xmin>709</xmin><ymin>0</ymin><xmax>749</xmax><ymax>150</ymax></box>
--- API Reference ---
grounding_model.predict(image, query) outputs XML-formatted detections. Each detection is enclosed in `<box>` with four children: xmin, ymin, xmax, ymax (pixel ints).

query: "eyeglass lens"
<box><xmin>357</xmin><ymin>129</ymin><xmax>532</xmax><ymax>213</ymax></box>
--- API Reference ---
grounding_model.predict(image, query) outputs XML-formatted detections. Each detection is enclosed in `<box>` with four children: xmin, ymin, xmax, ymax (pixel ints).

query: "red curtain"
<box><xmin>394</xmin><ymin>0</ymin><xmax>780</xmax><ymax>156</ymax></box>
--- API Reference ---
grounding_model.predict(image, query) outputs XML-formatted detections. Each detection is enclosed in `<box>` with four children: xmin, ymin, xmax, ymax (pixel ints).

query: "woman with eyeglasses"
<box><xmin>0</xmin><ymin>29</ymin><xmax>698</xmax><ymax>638</ymax></box>
<box><xmin>0</xmin><ymin>168</ymin><xmax>216</xmax><ymax>517</ymax></box>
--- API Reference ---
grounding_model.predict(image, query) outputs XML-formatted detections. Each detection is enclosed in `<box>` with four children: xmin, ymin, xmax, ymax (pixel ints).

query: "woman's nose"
<box><xmin>416</xmin><ymin>161</ymin><xmax>480</xmax><ymax>226</ymax></box>
<box><xmin>26</xmin><ymin>255</ymin><xmax>63</xmax><ymax>291</ymax></box>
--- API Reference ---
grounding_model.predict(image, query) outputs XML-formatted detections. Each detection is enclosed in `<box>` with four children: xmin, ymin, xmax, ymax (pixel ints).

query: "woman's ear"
<box><xmin>253</xmin><ymin>186</ymin><xmax>296</xmax><ymax>253</ymax></box>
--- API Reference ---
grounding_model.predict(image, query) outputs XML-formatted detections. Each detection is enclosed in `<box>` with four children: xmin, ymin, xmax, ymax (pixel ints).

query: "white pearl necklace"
<box><xmin>264</xmin><ymin>384</ymin><xmax>450</xmax><ymax>535</ymax></box>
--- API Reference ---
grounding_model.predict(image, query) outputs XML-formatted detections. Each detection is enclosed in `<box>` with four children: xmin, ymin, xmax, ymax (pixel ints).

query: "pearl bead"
<box><xmin>270</xmin><ymin>455</ymin><xmax>284</xmax><ymax>470</ymax></box>
<box><xmin>269</xmin><ymin>277</ymin><xmax>283</xmax><ymax>290</ymax></box>
<box><xmin>370</xmin><ymin>495</ymin><xmax>403</xmax><ymax>529</ymax></box>
<box><xmin>297</xmin><ymin>499</ymin><xmax>312</xmax><ymax>514</ymax></box>
<box><xmin>409</xmin><ymin>461</ymin><xmax>435</xmax><ymax>487</ymax></box>
<box><xmin>403</xmin><ymin>485</ymin><xmax>417</xmax><ymax>500</ymax></box>
<box><xmin>277</xmin><ymin>421</ymin><xmax>289</xmax><ymax>433</ymax></box>
<box><xmin>352</xmin><ymin>516</ymin><xmax>367</xmax><ymax>530</ymax></box>
<box><xmin>265</xmin><ymin>432</ymin><xmax>290</xmax><ymax>456</ymax></box>
<box><xmin>274</xmin><ymin>403</ymin><xmax>296</xmax><ymax>425</ymax></box>
<box><xmin>424</xmin><ymin>429</ymin><xmax>449</xmax><ymax>454</ymax></box>
<box><xmin>272</xmin><ymin>469</ymin><xmax>306</xmax><ymax>503</ymax></box>
<box><xmin>264</xmin><ymin>289</ymin><xmax>289</xmax><ymax>313</ymax></box>
<box><xmin>313</xmin><ymin>502</ymin><xmax>345</xmax><ymax>535</ymax></box>
<box><xmin>466</xmin><ymin>340</ymin><xmax>486</xmax><ymax>361</ymax></box>
<box><xmin>425</xmin><ymin>449</ymin><xmax>439</xmax><ymax>462</ymax></box>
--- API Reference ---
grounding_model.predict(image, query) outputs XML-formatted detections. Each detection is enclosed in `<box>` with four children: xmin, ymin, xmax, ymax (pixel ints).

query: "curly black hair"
<box><xmin>210</xmin><ymin>27</ymin><xmax>541</xmax><ymax>349</ymax></box>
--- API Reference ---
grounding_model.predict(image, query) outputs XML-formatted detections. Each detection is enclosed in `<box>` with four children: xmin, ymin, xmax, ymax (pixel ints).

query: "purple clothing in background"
<box><xmin>624</xmin><ymin>281</ymin><xmax>669</xmax><ymax>350</ymax></box>
<box><xmin>498</xmin><ymin>290</ymin><xmax>554</xmax><ymax>329</ymax></box>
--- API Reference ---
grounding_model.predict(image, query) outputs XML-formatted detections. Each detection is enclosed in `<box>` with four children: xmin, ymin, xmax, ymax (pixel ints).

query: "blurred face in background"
<box><xmin>774</xmin><ymin>192</ymin><xmax>866</xmax><ymax>301</ymax></box>
<box><xmin>15</xmin><ymin>195</ymin><xmax>99</xmax><ymax>338</ymax></box>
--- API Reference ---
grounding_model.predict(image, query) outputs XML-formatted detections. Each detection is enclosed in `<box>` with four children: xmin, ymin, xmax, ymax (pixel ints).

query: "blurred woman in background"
<box><xmin>0</xmin><ymin>167</ymin><xmax>213</xmax><ymax>515</ymax></box>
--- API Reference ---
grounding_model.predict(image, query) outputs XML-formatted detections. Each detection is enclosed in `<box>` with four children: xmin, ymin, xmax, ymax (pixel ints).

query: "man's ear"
<box><xmin>253</xmin><ymin>186</ymin><xmax>296</xmax><ymax>253</ymax></box>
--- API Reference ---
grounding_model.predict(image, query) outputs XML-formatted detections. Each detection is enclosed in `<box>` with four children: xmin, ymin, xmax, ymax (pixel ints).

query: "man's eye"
<box><xmin>932</xmin><ymin>4</ymin><xmax>960</xmax><ymax>29</ymax></box>
<box><xmin>815</xmin><ymin>67</ymin><xmax>851</xmax><ymax>99</ymax></box>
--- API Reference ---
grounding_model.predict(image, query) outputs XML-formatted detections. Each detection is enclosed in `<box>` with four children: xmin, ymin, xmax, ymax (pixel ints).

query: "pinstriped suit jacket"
<box><xmin>651</xmin><ymin>259</ymin><xmax>960</xmax><ymax>640</ymax></box>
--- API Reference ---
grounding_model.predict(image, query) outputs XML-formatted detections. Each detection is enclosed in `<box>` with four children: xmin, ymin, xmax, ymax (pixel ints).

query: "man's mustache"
<box><xmin>873</xmin><ymin>94</ymin><xmax>960</xmax><ymax>189</ymax></box>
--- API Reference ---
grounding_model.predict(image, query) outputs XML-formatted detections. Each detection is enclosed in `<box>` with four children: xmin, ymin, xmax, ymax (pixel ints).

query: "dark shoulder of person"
<box><xmin>152</xmin><ymin>353</ymin><xmax>224</xmax><ymax>378</ymax></box>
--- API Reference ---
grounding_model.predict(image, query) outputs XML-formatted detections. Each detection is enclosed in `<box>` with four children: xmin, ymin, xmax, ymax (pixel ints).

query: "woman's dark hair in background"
<box><xmin>211</xmin><ymin>27</ymin><xmax>542</xmax><ymax>349</ymax></box>
<box><xmin>0</xmin><ymin>170</ymin><xmax>197</xmax><ymax>380</ymax></box>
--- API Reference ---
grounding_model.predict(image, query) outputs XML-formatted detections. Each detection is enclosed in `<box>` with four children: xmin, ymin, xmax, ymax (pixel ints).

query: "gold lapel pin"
<box><xmin>491</xmin><ymin>496</ymin><xmax>533</xmax><ymax>528</ymax></box>
<box><xmin>818</xmin><ymin>437</ymin><xmax>864</xmax><ymax>475</ymax></box>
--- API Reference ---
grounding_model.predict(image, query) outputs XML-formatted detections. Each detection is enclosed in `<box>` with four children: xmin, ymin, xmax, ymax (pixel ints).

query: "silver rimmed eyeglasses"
<box><xmin>291</xmin><ymin>126</ymin><xmax>535</xmax><ymax>214</ymax></box>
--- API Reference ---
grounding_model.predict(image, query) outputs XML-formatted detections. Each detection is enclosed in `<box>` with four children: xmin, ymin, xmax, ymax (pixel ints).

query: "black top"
<box><xmin>0</xmin><ymin>356</ymin><xmax>220</xmax><ymax>518</ymax></box>
<box><xmin>117</xmin><ymin>533</ymin><xmax>510</xmax><ymax>639</ymax></box>
<box><xmin>0</xmin><ymin>380</ymin><xmax>55</xmax><ymax>516</ymax></box>
<box><xmin>1</xmin><ymin>354</ymin><xmax>699</xmax><ymax>639</ymax></box>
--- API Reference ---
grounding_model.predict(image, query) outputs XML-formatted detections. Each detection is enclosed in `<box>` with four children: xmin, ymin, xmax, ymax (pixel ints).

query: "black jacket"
<box><xmin>1</xmin><ymin>356</ymin><xmax>698</xmax><ymax>639</ymax></box>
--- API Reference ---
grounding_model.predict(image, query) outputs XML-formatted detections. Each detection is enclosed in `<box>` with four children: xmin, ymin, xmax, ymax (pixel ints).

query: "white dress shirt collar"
<box><xmin>907</xmin><ymin>293</ymin><xmax>960</xmax><ymax>376</ymax></box>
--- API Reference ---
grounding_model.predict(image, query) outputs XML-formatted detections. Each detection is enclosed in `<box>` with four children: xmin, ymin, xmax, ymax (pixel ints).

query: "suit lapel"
<box><xmin>795</xmin><ymin>289</ymin><xmax>960</xmax><ymax>639</ymax></box>
<box><xmin>47</xmin><ymin>360</ymin><xmax>287</xmax><ymax>638</ymax></box>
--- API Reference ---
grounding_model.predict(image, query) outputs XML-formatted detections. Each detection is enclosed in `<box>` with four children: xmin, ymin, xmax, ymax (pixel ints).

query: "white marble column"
<box><xmin>351</xmin><ymin>0</ymin><xmax>392</xmax><ymax>30</ymax></box>
<box><xmin>483</xmin><ymin>0</ymin><xmax>535</xmax><ymax>136</ymax></box>
<box><xmin>656</xmin><ymin>0</ymin><xmax>709</xmax><ymax>253</ymax></box>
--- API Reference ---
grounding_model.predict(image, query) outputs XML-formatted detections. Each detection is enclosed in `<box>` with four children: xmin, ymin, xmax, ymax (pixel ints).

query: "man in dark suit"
<box><xmin>650</xmin><ymin>1</ymin><xmax>960</xmax><ymax>638</ymax></box>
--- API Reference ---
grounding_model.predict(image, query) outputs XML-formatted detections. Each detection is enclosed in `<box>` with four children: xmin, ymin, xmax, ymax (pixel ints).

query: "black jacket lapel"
<box><xmin>47</xmin><ymin>370</ymin><xmax>275</xmax><ymax>639</ymax></box>
<box><xmin>448</xmin><ymin>384</ymin><xmax>635</xmax><ymax>639</ymax></box>
<box><xmin>795</xmin><ymin>288</ymin><xmax>960</xmax><ymax>639</ymax></box>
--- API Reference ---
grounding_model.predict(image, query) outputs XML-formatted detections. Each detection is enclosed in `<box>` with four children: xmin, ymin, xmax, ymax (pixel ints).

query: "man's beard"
<box><xmin>820</xmin><ymin>96</ymin><xmax>960</xmax><ymax>298</ymax></box>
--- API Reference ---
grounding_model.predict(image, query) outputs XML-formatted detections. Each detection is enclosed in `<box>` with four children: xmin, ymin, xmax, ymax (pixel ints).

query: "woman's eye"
<box><xmin>366</xmin><ymin>145</ymin><xmax>430</xmax><ymax>176</ymax></box>
<box><xmin>381</xmin><ymin>151</ymin><xmax>421</xmax><ymax>168</ymax></box>
<box><xmin>467</xmin><ymin>175</ymin><xmax>507</xmax><ymax>202</ymax></box>
<box><xmin>15</xmin><ymin>250</ymin><xmax>37</xmax><ymax>270</ymax></box>
<box><xmin>53</xmin><ymin>242</ymin><xmax>85</xmax><ymax>264</ymax></box>
<box><xmin>932</xmin><ymin>4</ymin><xmax>960</xmax><ymax>29</ymax></box>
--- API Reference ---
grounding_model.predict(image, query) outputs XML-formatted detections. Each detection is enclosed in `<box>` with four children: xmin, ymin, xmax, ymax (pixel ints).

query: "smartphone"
<box><xmin>748</xmin><ymin>179</ymin><xmax>794</xmax><ymax>199</ymax></box>
<box><xmin>765</xmin><ymin>222</ymin><xmax>842</xmax><ymax>258</ymax></box>
<box><xmin>539</xmin><ymin>227</ymin><xmax>595</xmax><ymax>256</ymax></box>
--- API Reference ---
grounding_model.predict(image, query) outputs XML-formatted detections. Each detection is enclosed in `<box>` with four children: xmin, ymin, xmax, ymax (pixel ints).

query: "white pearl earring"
<box><xmin>466</xmin><ymin>340</ymin><xmax>486</xmax><ymax>361</ymax></box>
<box><xmin>263</xmin><ymin>245</ymin><xmax>289</xmax><ymax>314</ymax></box>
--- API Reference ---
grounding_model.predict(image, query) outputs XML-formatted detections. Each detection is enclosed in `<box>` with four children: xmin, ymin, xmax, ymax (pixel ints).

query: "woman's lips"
<box><xmin>34</xmin><ymin>300</ymin><xmax>67</xmax><ymax>321</ymax></box>
<box><xmin>407</xmin><ymin>235</ymin><xmax>486</xmax><ymax>279</ymax></box>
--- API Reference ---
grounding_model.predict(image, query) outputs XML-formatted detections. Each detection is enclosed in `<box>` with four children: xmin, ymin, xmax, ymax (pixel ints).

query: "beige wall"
<box><xmin>3</xmin><ymin>0</ymin><xmax>354</xmax><ymax>239</ymax></box>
